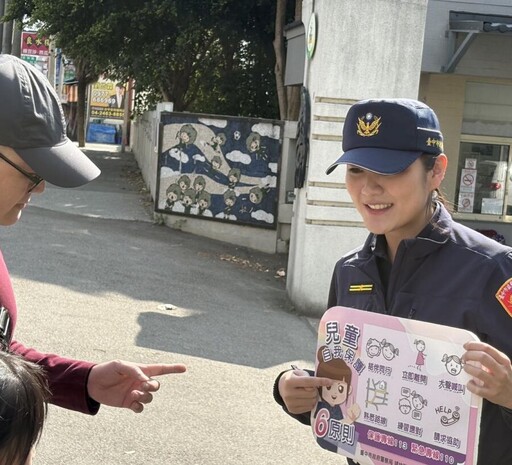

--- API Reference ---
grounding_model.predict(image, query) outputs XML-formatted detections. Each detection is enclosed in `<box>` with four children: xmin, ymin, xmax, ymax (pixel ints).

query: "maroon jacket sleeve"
<box><xmin>11</xmin><ymin>340</ymin><xmax>100</xmax><ymax>415</ymax></box>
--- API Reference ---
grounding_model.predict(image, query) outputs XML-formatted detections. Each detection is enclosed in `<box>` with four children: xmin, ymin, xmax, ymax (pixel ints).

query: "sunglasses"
<box><xmin>0</xmin><ymin>152</ymin><xmax>44</xmax><ymax>192</ymax></box>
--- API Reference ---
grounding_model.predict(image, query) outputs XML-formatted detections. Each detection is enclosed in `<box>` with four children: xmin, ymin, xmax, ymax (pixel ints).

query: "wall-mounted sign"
<box><xmin>306</xmin><ymin>13</ymin><xmax>317</xmax><ymax>59</ymax></box>
<box><xmin>156</xmin><ymin>112</ymin><xmax>283</xmax><ymax>229</ymax></box>
<box><xmin>312</xmin><ymin>306</ymin><xmax>482</xmax><ymax>465</ymax></box>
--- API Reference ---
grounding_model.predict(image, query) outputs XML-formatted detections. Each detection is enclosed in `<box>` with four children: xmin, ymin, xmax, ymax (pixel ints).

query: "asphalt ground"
<box><xmin>1</xmin><ymin>146</ymin><xmax>346</xmax><ymax>465</ymax></box>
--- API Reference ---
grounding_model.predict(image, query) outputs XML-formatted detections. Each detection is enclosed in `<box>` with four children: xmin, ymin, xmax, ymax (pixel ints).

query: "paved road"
<box><xmin>2</xmin><ymin>148</ymin><xmax>346</xmax><ymax>465</ymax></box>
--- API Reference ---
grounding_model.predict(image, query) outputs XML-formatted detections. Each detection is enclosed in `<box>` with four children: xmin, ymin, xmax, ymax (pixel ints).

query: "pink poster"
<box><xmin>312</xmin><ymin>306</ymin><xmax>482</xmax><ymax>465</ymax></box>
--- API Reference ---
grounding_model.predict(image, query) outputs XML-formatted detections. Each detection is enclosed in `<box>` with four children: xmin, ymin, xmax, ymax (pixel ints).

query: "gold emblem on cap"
<box><xmin>357</xmin><ymin>112</ymin><xmax>381</xmax><ymax>137</ymax></box>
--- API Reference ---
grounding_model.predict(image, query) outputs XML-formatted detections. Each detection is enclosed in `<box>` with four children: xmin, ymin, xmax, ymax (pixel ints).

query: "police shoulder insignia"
<box><xmin>357</xmin><ymin>113</ymin><xmax>381</xmax><ymax>137</ymax></box>
<box><xmin>349</xmin><ymin>283</ymin><xmax>374</xmax><ymax>293</ymax></box>
<box><xmin>496</xmin><ymin>278</ymin><xmax>512</xmax><ymax>317</ymax></box>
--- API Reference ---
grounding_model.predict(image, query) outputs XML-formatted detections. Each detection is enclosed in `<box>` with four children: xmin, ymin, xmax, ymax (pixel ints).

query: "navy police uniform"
<box><xmin>275</xmin><ymin>203</ymin><xmax>512</xmax><ymax>465</ymax></box>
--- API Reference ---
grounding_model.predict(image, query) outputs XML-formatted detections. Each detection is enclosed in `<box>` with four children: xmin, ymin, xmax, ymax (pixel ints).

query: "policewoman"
<box><xmin>274</xmin><ymin>98</ymin><xmax>512</xmax><ymax>464</ymax></box>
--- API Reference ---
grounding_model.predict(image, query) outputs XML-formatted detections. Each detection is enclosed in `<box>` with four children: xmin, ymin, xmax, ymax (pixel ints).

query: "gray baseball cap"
<box><xmin>0</xmin><ymin>54</ymin><xmax>100</xmax><ymax>187</ymax></box>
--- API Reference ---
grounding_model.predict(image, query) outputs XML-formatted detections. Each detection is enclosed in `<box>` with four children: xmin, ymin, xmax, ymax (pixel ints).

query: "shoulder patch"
<box><xmin>349</xmin><ymin>283</ymin><xmax>374</xmax><ymax>293</ymax></box>
<box><xmin>495</xmin><ymin>278</ymin><xmax>512</xmax><ymax>317</ymax></box>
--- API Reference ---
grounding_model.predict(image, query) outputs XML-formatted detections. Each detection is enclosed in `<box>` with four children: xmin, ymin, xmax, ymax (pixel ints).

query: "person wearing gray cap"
<box><xmin>274</xmin><ymin>98</ymin><xmax>512</xmax><ymax>464</ymax></box>
<box><xmin>0</xmin><ymin>55</ymin><xmax>186</xmax><ymax>419</ymax></box>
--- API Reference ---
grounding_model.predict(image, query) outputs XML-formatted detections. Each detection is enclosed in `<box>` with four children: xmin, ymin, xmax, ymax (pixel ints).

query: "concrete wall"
<box><xmin>131</xmin><ymin>106</ymin><xmax>295</xmax><ymax>255</ymax></box>
<box><xmin>286</xmin><ymin>0</ymin><xmax>429</xmax><ymax>316</ymax></box>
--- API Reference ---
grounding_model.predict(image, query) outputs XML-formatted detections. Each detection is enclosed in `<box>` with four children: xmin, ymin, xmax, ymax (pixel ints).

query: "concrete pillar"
<box><xmin>0</xmin><ymin>0</ymin><xmax>5</xmax><ymax>51</ymax></box>
<box><xmin>1</xmin><ymin>0</ymin><xmax>12</xmax><ymax>54</ymax></box>
<box><xmin>11</xmin><ymin>20</ymin><xmax>22</xmax><ymax>57</ymax></box>
<box><xmin>287</xmin><ymin>0</ymin><xmax>429</xmax><ymax>316</ymax></box>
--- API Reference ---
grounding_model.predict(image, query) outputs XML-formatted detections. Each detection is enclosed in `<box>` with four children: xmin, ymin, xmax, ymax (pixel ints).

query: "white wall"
<box><xmin>131</xmin><ymin>106</ymin><xmax>295</xmax><ymax>255</ymax></box>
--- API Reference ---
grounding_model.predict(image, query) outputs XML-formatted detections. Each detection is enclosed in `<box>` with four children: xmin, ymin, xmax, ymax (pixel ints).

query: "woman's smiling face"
<box><xmin>344</xmin><ymin>155</ymin><xmax>446</xmax><ymax>255</ymax></box>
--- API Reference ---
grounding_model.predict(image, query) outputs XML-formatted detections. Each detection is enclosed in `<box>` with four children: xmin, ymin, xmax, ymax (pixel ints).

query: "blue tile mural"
<box><xmin>155</xmin><ymin>112</ymin><xmax>283</xmax><ymax>229</ymax></box>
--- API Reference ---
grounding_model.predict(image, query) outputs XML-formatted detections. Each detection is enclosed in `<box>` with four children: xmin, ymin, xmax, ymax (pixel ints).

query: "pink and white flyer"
<box><xmin>312</xmin><ymin>306</ymin><xmax>482</xmax><ymax>465</ymax></box>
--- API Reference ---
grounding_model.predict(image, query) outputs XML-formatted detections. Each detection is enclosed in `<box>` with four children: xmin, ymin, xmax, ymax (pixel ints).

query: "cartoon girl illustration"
<box><xmin>207</xmin><ymin>132</ymin><xmax>227</xmax><ymax>152</ymax></box>
<box><xmin>195</xmin><ymin>191</ymin><xmax>212</xmax><ymax>216</ymax></box>
<box><xmin>414</xmin><ymin>339</ymin><xmax>426</xmax><ymax>370</ymax></box>
<box><xmin>177</xmin><ymin>174</ymin><xmax>191</xmax><ymax>193</ymax></box>
<box><xmin>173</xmin><ymin>124</ymin><xmax>197</xmax><ymax>150</ymax></box>
<box><xmin>246</xmin><ymin>132</ymin><xmax>268</xmax><ymax>161</ymax></box>
<box><xmin>442</xmin><ymin>354</ymin><xmax>464</xmax><ymax>376</ymax></box>
<box><xmin>411</xmin><ymin>391</ymin><xmax>427</xmax><ymax>415</ymax></box>
<box><xmin>223</xmin><ymin>190</ymin><xmax>237</xmax><ymax>219</ymax></box>
<box><xmin>193</xmin><ymin>176</ymin><xmax>206</xmax><ymax>200</ymax></box>
<box><xmin>164</xmin><ymin>183</ymin><xmax>181</xmax><ymax>211</ymax></box>
<box><xmin>192</xmin><ymin>191</ymin><xmax>213</xmax><ymax>217</ymax></box>
<box><xmin>211</xmin><ymin>155</ymin><xmax>223</xmax><ymax>171</ymax></box>
<box><xmin>249</xmin><ymin>186</ymin><xmax>264</xmax><ymax>205</ymax></box>
<box><xmin>227</xmin><ymin>168</ymin><xmax>241</xmax><ymax>189</ymax></box>
<box><xmin>381</xmin><ymin>340</ymin><xmax>399</xmax><ymax>361</ymax></box>
<box><xmin>181</xmin><ymin>188</ymin><xmax>196</xmax><ymax>215</ymax></box>
<box><xmin>313</xmin><ymin>346</ymin><xmax>361</xmax><ymax>452</ymax></box>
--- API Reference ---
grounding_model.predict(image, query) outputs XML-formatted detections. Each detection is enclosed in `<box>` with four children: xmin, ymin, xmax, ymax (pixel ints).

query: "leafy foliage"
<box><xmin>5</xmin><ymin>0</ymin><xmax>290</xmax><ymax>119</ymax></box>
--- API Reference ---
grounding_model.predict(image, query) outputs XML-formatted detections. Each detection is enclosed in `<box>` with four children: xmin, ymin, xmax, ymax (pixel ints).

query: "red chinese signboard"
<box><xmin>21</xmin><ymin>32</ymin><xmax>50</xmax><ymax>56</ymax></box>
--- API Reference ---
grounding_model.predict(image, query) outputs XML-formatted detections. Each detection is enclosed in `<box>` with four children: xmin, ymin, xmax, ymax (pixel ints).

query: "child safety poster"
<box><xmin>312</xmin><ymin>306</ymin><xmax>482</xmax><ymax>465</ymax></box>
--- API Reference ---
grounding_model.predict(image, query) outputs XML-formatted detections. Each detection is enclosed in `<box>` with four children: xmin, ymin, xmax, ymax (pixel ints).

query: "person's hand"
<box><xmin>346</xmin><ymin>403</ymin><xmax>361</xmax><ymax>423</ymax></box>
<box><xmin>278</xmin><ymin>367</ymin><xmax>332</xmax><ymax>414</ymax></box>
<box><xmin>462</xmin><ymin>341</ymin><xmax>512</xmax><ymax>409</ymax></box>
<box><xmin>87</xmin><ymin>360</ymin><xmax>187</xmax><ymax>413</ymax></box>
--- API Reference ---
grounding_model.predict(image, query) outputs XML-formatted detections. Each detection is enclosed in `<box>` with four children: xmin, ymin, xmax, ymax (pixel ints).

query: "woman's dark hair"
<box><xmin>0</xmin><ymin>352</ymin><xmax>50</xmax><ymax>465</ymax></box>
<box><xmin>420</xmin><ymin>154</ymin><xmax>450</xmax><ymax>211</ymax></box>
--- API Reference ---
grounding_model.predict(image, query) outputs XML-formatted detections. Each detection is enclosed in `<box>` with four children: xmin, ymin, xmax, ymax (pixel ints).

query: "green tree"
<box><xmin>5</xmin><ymin>0</ymin><xmax>300</xmax><ymax>143</ymax></box>
<box><xmin>5</xmin><ymin>0</ymin><xmax>123</xmax><ymax>145</ymax></box>
<box><xmin>107</xmin><ymin>0</ymin><xmax>282</xmax><ymax>118</ymax></box>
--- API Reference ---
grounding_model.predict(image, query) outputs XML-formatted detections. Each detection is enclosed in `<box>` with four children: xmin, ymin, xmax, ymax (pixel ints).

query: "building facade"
<box><xmin>286</xmin><ymin>0</ymin><xmax>512</xmax><ymax>316</ymax></box>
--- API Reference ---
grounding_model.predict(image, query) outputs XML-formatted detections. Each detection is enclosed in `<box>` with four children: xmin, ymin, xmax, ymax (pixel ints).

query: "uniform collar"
<box><xmin>366</xmin><ymin>202</ymin><xmax>452</xmax><ymax>259</ymax></box>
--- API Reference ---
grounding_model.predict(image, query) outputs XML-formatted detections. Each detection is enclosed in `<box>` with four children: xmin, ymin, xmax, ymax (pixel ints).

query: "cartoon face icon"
<box><xmin>212</xmin><ymin>156</ymin><xmax>222</xmax><ymax>170</ymax></box>
<box><xmin>411</xmin><ymin>393</ymin><xmax>427</xmax><ymax>410</ymax></box>
<box><xmin>366</xmin><ymin>338</ymin><xmax>381</xmax><ymax>358</ymax></box>
<box><xmin>321</xmin><ymin>379</ymin><xmax>349</xmax><ymax>407</ymax></box>
<box><xmin>250</xmin><ymin>139</ymin><xmax>260</xmax><ymax>152</ymax></box>
<box><xmin>381</xmin><ymin>341</ymin><xmax>399</xmax><ymax>361</ymax></box>
<box><xmin>442</xmin><ymin>354</ymin><xmax>463</xmax><ymax>376</ymax></box>
<box><xmin>167</xmin><ymin>191</ymin><xmax>179</xmax><ymax>202</ymax></box>
<box><xmin>399</xmin><ymin>398</ymin><xmax>412</xmax><ymax>415</ymax></box>
<box><xmin>182</xmin><ymin>189</ymin><xmax>196</xmax><ymax>207</ymax></box>
<box><xmin>416</xmin><ymin>340</ymin><xmax>426</xmax><ymax>352</ymax></box>
<box><xmin>180</xmin><ymin>132</ymin><xmax>190</xmax><ymax>144</ymax></box>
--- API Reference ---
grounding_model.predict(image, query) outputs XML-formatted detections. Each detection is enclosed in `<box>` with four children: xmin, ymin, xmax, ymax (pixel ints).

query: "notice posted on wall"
<box><xmin>312</xmin><ymin>306</ymin><xmax>482</xmax><ymax>465</ymax></box>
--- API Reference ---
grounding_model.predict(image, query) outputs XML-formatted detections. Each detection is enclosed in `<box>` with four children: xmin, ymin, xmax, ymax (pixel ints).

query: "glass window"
<box><xmin>455</xmin><ymin>142</ymin><xmax>511</xmax><ymax>216</ymax></box>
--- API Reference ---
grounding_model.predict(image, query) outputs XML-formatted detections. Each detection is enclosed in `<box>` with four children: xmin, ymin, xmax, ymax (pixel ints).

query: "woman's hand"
<box><xmin>278</xmin><ymin>367</ymin><xmax>332</xmax><ymax>414</ymax></box>
<box><xmin>463</xmin><ymin>341</ymin><xmax>512</xmax><ymax>409</ymax></box>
